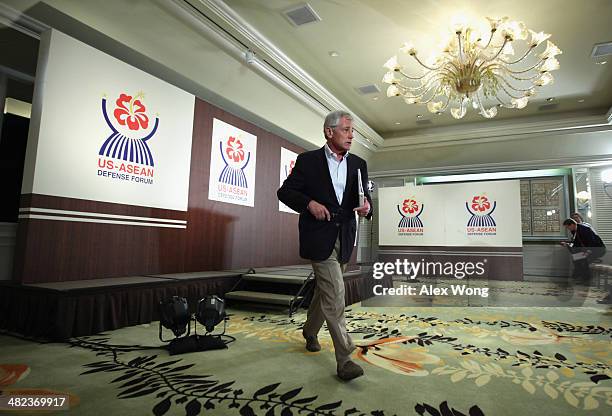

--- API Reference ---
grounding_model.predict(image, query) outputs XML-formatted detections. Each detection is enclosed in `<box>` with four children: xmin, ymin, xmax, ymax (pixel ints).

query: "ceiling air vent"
<box><xmin>284</xmin><ymin>4</ymin><xmax>321</xmax><ymax>26</ymax></box>
<box><xmin>538</xmin><ymin>103</ymin><xmax>559</xmax><ymax>111</ymax></box>
<box><xmin>356</xmin><ymin>84</ymin><xmax>380</xmax><ymax>95</ymax></box>
<box><xmin>591</xmin><ymin>41</ymin><xmax>612</xmax><ymax>58</ymax></box>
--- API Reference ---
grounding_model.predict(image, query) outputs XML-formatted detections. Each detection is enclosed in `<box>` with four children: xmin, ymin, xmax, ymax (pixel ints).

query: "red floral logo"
<box><xmin>402</xmin><ymin>199</ymin><xmax>419</xmax><ymax>214</ymax></box>
<box><xmin>471</xmin><ymin>195</ymin><xmax>491</xmax><ymax>212</ymax></box>
<box><xmin>288</xmin><ymin>160</ymin><xmax>295</xmax><ymax>175</ymax></box>
<box><xmin>113</xmin><ymin>93</ymin><xmax>149</xmax><ymax>131</ymax></box>
<box><xmin>225</xmin><ymin>136</ymin><xmax>245</xmax><ymax>163</ymax></box>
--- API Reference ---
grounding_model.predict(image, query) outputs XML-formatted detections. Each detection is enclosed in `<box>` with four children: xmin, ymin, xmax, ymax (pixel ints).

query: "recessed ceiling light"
<box><xmin>546</xmin><ymin>97</ymin><xmax>555</xmax><ymax>102</ymax></box>
<box><xmin>328</xmin><ymin>51</ymin><xmax>339</xmax><ymax>57</ymax></box>
<box><xmin>395</xmin><ymin>122</ymin><xmax>401</xmax><ymax>125</ymax></box>
<box><xmin>578</xmin><ymin>98</ymin><xmax>585</xmax><ymax>103</ymax></box>
<box><xmin>372</xmin><ymin>96</ymin><xmax>379</xmax><ymax>101</ymax></box>
<box><xmin>416</xmin><ymin>114</ymin><xmax>423</xmax><ymax>119</ymax></box>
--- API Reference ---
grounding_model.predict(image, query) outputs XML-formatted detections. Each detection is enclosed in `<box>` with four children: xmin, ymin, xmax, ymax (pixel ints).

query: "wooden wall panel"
<box><xmin>14</xmin><ymin>98</ymin><xmax>308</xmax><ymax>283</ymax></box>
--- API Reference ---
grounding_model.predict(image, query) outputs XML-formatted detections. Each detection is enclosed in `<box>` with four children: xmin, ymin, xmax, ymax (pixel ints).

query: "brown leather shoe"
<box><xmin>303</xmin><ymin>333</ymin><xmax>321</xmax><ymax>352</ymax></box>
<box><xmin>337</xmin><ymin>360</ymin><xmax>364</xmax><ymax>381</ymax></box>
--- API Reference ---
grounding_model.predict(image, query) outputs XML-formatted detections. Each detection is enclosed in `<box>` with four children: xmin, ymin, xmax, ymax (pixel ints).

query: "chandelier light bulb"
<box><xmin>535</xmin><ymin>72</ymin><xmax>554</xmax><ymax>86</ymax></box>
<box><xmin>382</xmin><ymin>71</ymin><xmax>398</xmax><ymax>84</ymax></box>
<box><xmin>451</xmin><ymin>15</ymin><xmax>469</xmax><ymax>33</ymax></box>
<box><xmin>399</xmin><ymin>42</ymin><xmax>417</xmax><ymax>55</ymax></box>
<box><xmin>511</xmin><ymin>97</ymin><xmax>529</xmax><ymax>109</ymax></box>
<box><xmin>427</xmin><ymin>101</ymin><xmax>445</xmax><ymax>113</ymax></box>
<box><xmin>541</xmin><ymin>57</ymin><xmax>560</xmax><ymax>72</ymax></box>
<box><xmin>386</xmin><ymin>84</ymin><xmax>401</xmax><ymax>97</ymax></box>
<box><xmin>381</xmin><ymin>15</ymin><xmax>561</xmax><ymax>119</ymax></box>
<box><xmin>529</xmin><ymin>30</ymin><xmax>551</xmax><ymax>46</ymax></box>
<box><xmin>540</xmin><ymin>40</ymin><xmax>562</xmax><ymax>59</ymax></box>
<box><xmin>383</xmin><ymin>55</ymin><xmax>400</xmax><ymax>71</ymax></box>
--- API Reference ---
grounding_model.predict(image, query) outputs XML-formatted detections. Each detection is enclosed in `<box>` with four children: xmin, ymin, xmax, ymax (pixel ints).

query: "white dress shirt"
<box><xmin>324</xmin><ymin>144</ymin><xmax>348</xmax><ymax>205</ymax></box>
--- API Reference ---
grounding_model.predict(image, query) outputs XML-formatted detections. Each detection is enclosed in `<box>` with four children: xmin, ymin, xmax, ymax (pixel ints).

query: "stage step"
<box><xmin>242</xmin><ymin>273</ymin><xmax>309</xmax><ymax>285</ymax></box>
<box><xmin>225</xmin><ymin>291</ymin><xmax>302</xmax><ymax>306</ymax></box>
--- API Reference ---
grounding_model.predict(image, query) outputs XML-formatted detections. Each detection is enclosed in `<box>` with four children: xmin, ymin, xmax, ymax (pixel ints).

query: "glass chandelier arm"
<box><xmin>479</xmin><ymin>56</ymin><xmax>543</xmax><ymax>75</ymax></box>
<box><xmin>457</xmin><ymin>33</ymin><xmax>464</xmax><ymax>62</ymax></box>
<box><xmin>420</xmin><ymin>89</ymin><xmax>442</xmax><ymax>105</ymax></box>
<box><xmin>396</xmin><ymin>72</ymin><xmax>443</xmax><ymax>92</ymax></box>
<box><xmin>482</xmin><ymin>37</ymin><xmax>509</xmax><ymax>62</ymax></box>
<box><xmin>482</xmin><ymin>30</ymin><xmax>496</xmax><ymax>49</ymax></box>
<box><xmin>403</xmin><ymin>76</ymin><xmax>446</xmax><ymax>99</ymax></box>
<box><xmin>498</xmin><ymin>74</ymin><xmax>535</xmax><ymax>92</ymax></box>
<box><xmin>398</xmin><ymin>69</ymin><xmax>428</xmax><ymax>80</ymax></box>
<box><xmin>494</xmin><ymin>93</ymin><xmax>512</xmax><ymax>108</ymax></box>
<box><xmin>500</xmin><ymin>44</ymin><xmax>535</xmax><ymax>65</ymax></box>
<box><xmin>438</xmin><ymin>93</ymin><xmax>453</xmax><ymax>112</ymax></box>
<box><xmin>412</xmin><ymin>54</ymin><xmax>443</xmax><ymax>71</ymax></box>
<box><xmin>503</xmin><ymin>58</ymin><xmax>545</xmax><ymax>74</ymax></box>
<box><xmin>444</xmin><ymin>61</ymin><xmax>462</xmax><ymax>78</ymax></box>
<box><xmin>496</xmin><ymin>67</ymin><xmax>541</xmax><ymax>81</ymax></box>
<box><xmin>397</xmin><ymin>82</ymin><xmax>429</xmax><ymax>93</ymax></box>
<box><xmin>498</xmin><ymin>82</ymin><xmax>525</xmax><ymax>99</ymax></box>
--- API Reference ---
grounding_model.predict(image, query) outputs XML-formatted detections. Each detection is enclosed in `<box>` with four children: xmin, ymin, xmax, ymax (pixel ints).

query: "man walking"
<box><xmin>278</xmin><ymin>110</ymin><xmax>372</xmax><ymax>381</ymax></box>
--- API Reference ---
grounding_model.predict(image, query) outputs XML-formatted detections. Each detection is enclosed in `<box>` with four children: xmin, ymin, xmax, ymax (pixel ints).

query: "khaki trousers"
<box><xmin>302</xmin><ymin>237</ymin><xmax>355</xmax><ymax>366</ymax></box>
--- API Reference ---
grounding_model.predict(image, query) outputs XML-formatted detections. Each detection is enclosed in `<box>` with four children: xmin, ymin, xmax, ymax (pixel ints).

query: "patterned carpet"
<box><xmin>1</xmin><ymin>304</ymin><xmax>611</xmax><ymax>415</ymax></box>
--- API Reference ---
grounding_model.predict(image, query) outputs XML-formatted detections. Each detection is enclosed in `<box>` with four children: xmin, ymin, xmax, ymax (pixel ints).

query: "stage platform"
<box><xmin>0</xmin><ymin>265</ymin><xmax>378</xmax><ymax>340</ymax></box>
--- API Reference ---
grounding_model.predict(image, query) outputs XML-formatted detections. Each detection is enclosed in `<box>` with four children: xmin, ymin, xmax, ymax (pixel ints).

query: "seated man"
<box><xmin>561</xmin><ymin>218</ymin><xmax>606</xmax><ymax>283</ymax></box>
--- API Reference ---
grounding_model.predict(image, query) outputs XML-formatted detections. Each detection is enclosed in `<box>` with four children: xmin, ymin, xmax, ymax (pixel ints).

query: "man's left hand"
<box><xmin>354</xmin><ymin>200</ymin><xmax>370</xmax><ymax>217</ymax></box>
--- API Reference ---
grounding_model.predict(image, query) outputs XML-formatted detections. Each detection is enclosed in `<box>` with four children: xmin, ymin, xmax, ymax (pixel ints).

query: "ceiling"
<box><xmin>218</xmin><ymin>0</ymin><xmax>612</xmax><ymax>135</ymax></box>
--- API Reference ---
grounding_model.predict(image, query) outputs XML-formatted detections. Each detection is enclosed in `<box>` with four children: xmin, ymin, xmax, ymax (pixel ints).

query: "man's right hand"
<box><xmin>307</xmin><ymin>200</ymin><xmax>330</xmax><ymax>221</ymax></box>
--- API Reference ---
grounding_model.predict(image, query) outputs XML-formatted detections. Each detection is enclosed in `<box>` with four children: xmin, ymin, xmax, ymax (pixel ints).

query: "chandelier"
<box><xmin>382</xmin><ymin>16</ymin><xmax>562</xmax><ymax>119</ymax></box>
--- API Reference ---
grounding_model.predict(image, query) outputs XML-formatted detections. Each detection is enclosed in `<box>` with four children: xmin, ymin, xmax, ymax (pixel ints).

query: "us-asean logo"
<box><xmin>397</xmin><ymin>197</ymin><xmax>424</xmax><ymax>236</ymax></box>
<box><xmin>219</xmin><ymin>136</ymin><xmax>251</xmax><ymax>188</ymax></box>
<box><xmin>284</xmin><ymin>160</ymin><xmax>295</xmax><ymax>178</ymax></box>
<box><xmin>97</xmin><ymin>92</ymin><xmax>157</xmax><ymax>185</ymax></box>
<box><xmin>466</xmin><ymin>195</ymin><xmax>497</xmax><ymax>235</ymax></box>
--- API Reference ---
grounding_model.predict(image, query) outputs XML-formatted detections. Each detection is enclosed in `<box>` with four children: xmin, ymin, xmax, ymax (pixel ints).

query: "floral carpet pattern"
<box><xmin>0</xmin><ymin>305</ymin><xmax>610</xmax><ymax>415</ymax></box>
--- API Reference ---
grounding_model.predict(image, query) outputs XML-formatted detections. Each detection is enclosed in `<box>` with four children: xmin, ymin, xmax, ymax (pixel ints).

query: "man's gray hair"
<box><xmin>324</xmin><ymin>110</ymin><xmax>353</xmax><ymax>129</ymax></box>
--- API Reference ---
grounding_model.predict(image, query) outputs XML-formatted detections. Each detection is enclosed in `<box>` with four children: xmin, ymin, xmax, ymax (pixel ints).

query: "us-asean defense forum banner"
<box><xmin>279</xmin><ymin>147</ymin><xmax>298</xmax><ymax>214</ymax></box>
<box><xmin>379</xmin><ymin>180</ymin><xmax>522</xmax><ymax>247</ymax></box>
<box><xmin>208</xmin><ymin>118</ymin><xmax>257</xmax><ymax>207</ymax></box>
<box><xmin>25</xmin><ymin>30</ymin><xmax>195</xmax><ymax>211</ymax></box>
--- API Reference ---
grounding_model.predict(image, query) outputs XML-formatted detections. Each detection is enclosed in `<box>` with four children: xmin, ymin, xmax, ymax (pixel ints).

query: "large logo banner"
<box><xmin>379</xmin><ymin>180</ymin><xmax>522</xmax><ymax>247</ymax></box>
<box><xmin>378</xmin><ymin>185</ymin><xmax>445</xmax><ymax>246</ymax></box>
<box><xmin>26</xmin><ymin>30</ymin><xmax>195</xmax><ymax>211</ymax></box>
<box><xmin>279</xmin><ymin>147</ymin><xmax>298</xmax><ymax>214</ymax></box>
<box><xmin>208</xmin><ymin>118</ymin><xmax>257</xmax><ymax>207</ymax></box>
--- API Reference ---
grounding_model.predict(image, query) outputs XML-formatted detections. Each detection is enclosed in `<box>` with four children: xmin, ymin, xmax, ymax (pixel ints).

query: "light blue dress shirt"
<box><xmin>324</xmin><ymin>144</ymin><xmax>348</xmax><ymax>205</ymax></box>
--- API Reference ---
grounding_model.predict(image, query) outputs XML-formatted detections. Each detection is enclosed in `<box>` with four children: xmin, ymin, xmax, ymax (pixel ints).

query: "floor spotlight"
<box><xmin>193</xmin><ymin>296</ymin><xmax>228</xmax><ymax>351</ymax></box>
<box><xmin>158</xmin><ymin>295</ymin><xmax>232</xmax><ymax>355</ymax></box>
<box><xmin>158</xmin><ymin>296</ymin><xmax>191</xmax><ymax>342</ymax></box>
<box><xmin>196</xmin><ymin>295</ymin><xmax>226</xmax><ymax>333</ymax></box>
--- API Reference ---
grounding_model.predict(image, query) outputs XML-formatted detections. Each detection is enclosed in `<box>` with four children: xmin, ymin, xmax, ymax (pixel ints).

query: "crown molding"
<box><xmin>0</xmin><ymin>3</ymin><xmax>48</xmax><ymax>39</ymax></box>
<box><xmin>371</xmin><ymin>154</ymin><xmax>612</xmax><ymax>178</ymax></box>
<box><xmin>181</xmin><ymin>0</ymin><xmax>383</xmax><ymax>149</ymax></box>
<box><xmin>379</xmin><ymin>109</ymin><xmax>612</xmax><ymax>151</ymax></box>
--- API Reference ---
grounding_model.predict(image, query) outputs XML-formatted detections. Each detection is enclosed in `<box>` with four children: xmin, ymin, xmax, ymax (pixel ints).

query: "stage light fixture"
<box><xmin>157</xmin><ymin>295</ymin><xmax>232</xmax><ymax>355</ymax></box>
<box><xmin>158</xmin><ymin>296</ymin><xmax>191</xmax><ymax>342</ymax></box>
<box><xmin>196</xmin><ymin>295</ymin><xmax>226</xmax><ymax>333</ymax></box>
